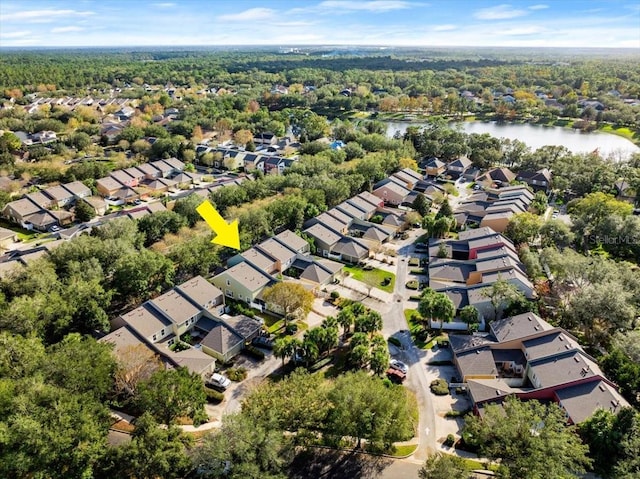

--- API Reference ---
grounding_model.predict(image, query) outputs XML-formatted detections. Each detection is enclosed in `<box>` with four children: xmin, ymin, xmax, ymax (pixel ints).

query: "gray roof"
<box><xmin>468</xmin><ymin>234</ymin><xmax>513</xmax><ymax>251</ymax></box>
<box><xmin>63</xmin><ymin>181</ymin><xmax>91</xmax><ymax>197</ymax></box>
<box><xmin>167</xmin><ymin>347</ymin><xmax>216</xmax><ymax>374</ymax></box>
<box><xmin>449</xmin><ymin>334</ymin><xmax>496</xmax><ymax>353</ymax></box>
<box><xmin>347</xmin><ymin>196</ymin><xmax>377</xmax><ymax>216</ymax></box>
<box><xmin>201</xmin><ymin>322</ymin><xmax>243</xmax><ymax>354</ymax></box>
<box><xmin>24</xmin><ymin>211</ymin><xmax>57</xmax><ymax>227</ymax></box>
<box><xmin>220</xmin><ymin>314</ymin><xmax>261</xmax><ymax>340</ymax></box>
<box><xmin>221</xmin><ymin>261</ymin><xmax>274</xmax><ymax>292</ymax></box>
<box><xmin>529</xmin><ymin>351</ymin><xmax>602</xmax><ymax>389</ymax></box>
<box><xmin>162</xmin><ymin>157</ymin><xmax>185</xmax><ymax>171</ymax></box>
<box><xmin>176</xmin><ymin>275</ymin><xmax>223</xmax><ymax>310</ymax></box>
<box><xmin>313</xmin><ymin>213</ymin><xmax>348</xmax><ymax>233</ymax></box>
<box><xmin>357</xmin><ymin>191</ymin><xmax>383</xmax><ymax>208</ymax></box>
<box><xmin>456</xmin><ymin>348</ymin><xmax>498</xmax><ymax>378</ymax></box>
<box><xmin>555</xmin><ymin>380</ymin><xmax>629</xmax><ymax>424</ymax></box>
<box><xmin>467</xmin><ymin>378</ymin><xmax>515</xmax><ymax>404</ymax></box>
<box><xmin>44</xmin><ymin>185</ymin><xmax>73</xmax><ymax>201</ymax></box>
<box><xmin>124</xmin><ymin>167</ymin><xmax>145</xmax><ymax>179</ymax></box>
<box><xmin>523</xmin><ymin>331</ymin><xmax>581</xmax><ymax>361</ymax></box>
<box><xmin>300</xmin><ymin>263</ymin><xmax>332</xmax><ymax>284</ymax></box>
<box><xmin>257</xmin><ymin>238</ymin><xmax>297</xmax><ymax>265</ymax></box>
<box><xmin>150</xmin><ymin>160</ymin><xmax>172</xmax><ymax>173</ymax></box>
<box><xmin>425</xmin><ymin>158</ymin><xmax>446</xmax><ymax>168</ymax></box>
<box><xmin>363</xmin><ymin>226</ymin><xmax>389</xmax><ymax>242</ymax></box>
<box><xmin>149</xmin><ymin>289</ymin><xmax>201</xmax><ymax>325</ymax></box>
<box><xmin>100</xmin><ymin>325</ymin><xmax>157</xmax><ymax>356</ymax></box>
<box><xmin>97</xmin><ymin>176</ymin><xmax>124</xmax><ymax>191</ymax></box>
<box><xmin>332</xmin><ymin>238</ymin><xmax>368</xmax><ymax>259</ymax></box>
<box><xmin>326</xmin><ymin>208</ymin><xmax>352</xmax><ymax>225</ymax></box>
<box><xmin>304</xmin><ymin>223</ymin><xmax>341</xmax><ymax>247</ymax></box>
<box><xmin>136</xmin><ymin>163</ymin><xmax>162</xmax><ymax>176</ymax></box>
<box><xmin>373</xmin><ymin>179</ymin><xmax>410</xmax><ymax>198</ymax></box>
<box><xmin>336</xmin><ymin>201</ymin><xmax>365</xmax><ymax>219</ymax></box>
<box><xmin>490</xmin><ymin>313</ymin><xmax>553</xmax><ymax>343</ymax></box>
<box><xmin>3</xmin><ymin>198</ymin><xmax>41</xmax><ymax>218</ymax></box>
<box><xmin>26</xmin><ymin>192</ymin><xmax>53</xmax><ymax>208</ymax></box>
<box><xmin>458</xmin><ymin>227</ymin><xmax>498</xmax><ymax>241</ymax></box>
<box><xmin>475</xmin><ymin>255</ymin><xmax>522</xmax><ymax>274</ymax></box>
<box><xmin>110</xmin><ymin>170</ymin><xmax>136</xmax><ymax>184</ymax></box>
<box><xmin>120</xmin><ymin>304</ymin><xmax>172</xmax><ymax>339</ymax></box>
<box><xmin>449</xmin><ymin>157</ymin><xmax>472</xmax><ymax>169</ymax></box>
<box><xmin>241</xmin><ymin>247</ymin><xmax>277</xmax><ymax>272</ymax></box>
<box><xmin>274</xmin><ymin>229</ymin><xmax>308</xmax><ymax>253</ymax></box>
<box><xmin>429</xmin><ymin>262</ymin><xmax>475</xmax><ymax>283</ymax></box>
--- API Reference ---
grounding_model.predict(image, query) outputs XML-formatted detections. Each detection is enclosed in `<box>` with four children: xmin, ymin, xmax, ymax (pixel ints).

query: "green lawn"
<box><xmin>343</xmin><ymin>265</ymin><xmax>395</xmax><ymax>293</ymax></box>
<box><xmin>389</xmin><ymin>444</ymin><xmax>418</xmax><ymax>457</ymax></box>
<box><xmin>599</xmin><ymin>124</ymin><xmax>638</xmax><ymax>143</ymax></box>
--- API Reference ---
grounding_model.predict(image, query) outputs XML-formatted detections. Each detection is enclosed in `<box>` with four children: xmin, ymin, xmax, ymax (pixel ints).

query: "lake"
<box><xmin>385</xmin><ymin>121</ymin><xmax>640</xmax><ymax>160</ymax></box>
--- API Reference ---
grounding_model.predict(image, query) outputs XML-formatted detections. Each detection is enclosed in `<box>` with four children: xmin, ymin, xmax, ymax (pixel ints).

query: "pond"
<box><xmin>385</xmin><ymin>120</ymin><xmax>640</xmax><ymax>160</ymax></box>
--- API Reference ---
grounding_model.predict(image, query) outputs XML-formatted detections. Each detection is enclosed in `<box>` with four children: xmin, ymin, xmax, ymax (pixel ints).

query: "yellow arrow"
<box><xmin>196</xmin><ymin>200</ymin><xmax>240</xmax><ymax>250</ymax></box>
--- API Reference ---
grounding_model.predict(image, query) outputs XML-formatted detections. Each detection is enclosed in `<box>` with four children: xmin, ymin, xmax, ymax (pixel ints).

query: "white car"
<box><xmin>208</xmin><ymin>373</ymin><xmax>231</xmax><ymax>390</ymax></box>
<box><xmin>389</xmin><ymin>359</ymin><xmax>409</xmax><ymax>375</ymax></box>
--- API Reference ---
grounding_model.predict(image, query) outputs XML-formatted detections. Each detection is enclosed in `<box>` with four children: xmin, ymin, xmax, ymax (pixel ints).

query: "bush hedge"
<box><xmin>226</xmin><ymin>367</ymin><xmax>248</xmax><ymax>382</ymax></box>
<box><xmin>387</xmin><ymin>336</ymin><xmax>402</xmax><ymax>347</ymax></box>
<box><xmin>430</xmin><ymin>379</ymin><xmax>449</xmax><ymax>396</ymax></box>
<box><xmin>204</xmin><ymin>387</ymin><xmax>224</xmax><ymax>403</ymax></box>
<box><xmin>244</xmin><ymin>345</ymin><xmax>265</xmax><ymax>360</ymax></box>
<box><xmin>406</xmin><ymin>280</ymin><xmax>419</xmax><ymax>290</ymax></box>
<box><xmin>330</xmin><ymin>291</ymin><xmax>340</xmax><ymax>299</ymax></box>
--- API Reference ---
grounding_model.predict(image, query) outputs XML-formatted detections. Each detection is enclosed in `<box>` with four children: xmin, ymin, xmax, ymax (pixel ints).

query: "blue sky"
<box><xmin>1</xmin><ymin>1</ymin><xmax>639</xmax><ymax>48</ymax></box>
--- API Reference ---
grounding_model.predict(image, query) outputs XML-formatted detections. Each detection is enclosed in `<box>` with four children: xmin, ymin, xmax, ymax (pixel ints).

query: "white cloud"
<box><xmin>217</xmin><ymin>8</ymin><xmax>276</xmax><ymax>22</ymax></box>
<box><xmin>501</xmin><ymin>26</ymin><xmax>545</xmax><ymax>35</ymax></box>
<box><xmin>528</xmin><ymin>4</ymin><xmax>548</xmax><ymax>10</ymax></box>
<box><xmin>474</xmin><ymin>4</ymin><xmax>528</xmax><ymax>20</ymax></box>
<box><xmin>0</xmin><ymin>30</ymin><xmax>32</xmax><ymax>39</ymax></box>
<box><xmin>1</xmin><ymin>9</ymin><xmax>94</xmax><ymax>22</ymax></box>
<box><xmin>152</xmin><ymin>2</ymin><xmax>176</xmax><ymax>7</ymax></box>
<box><xmin>433</xmin><ymin>24</ymin><xmax>456</xmax><ymax>31</ymax></box>
<box><xmin>317</xmin><ymin>1</ymin><xmax>414</xmax><ymax>12</ymax></box>
<box><xmin>51</xmin><ymin>26</ymin><xmax>85</xmax><ymax>33</ymax></box>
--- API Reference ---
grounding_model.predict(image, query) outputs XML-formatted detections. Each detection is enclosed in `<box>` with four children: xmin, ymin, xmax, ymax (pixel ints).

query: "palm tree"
<box><xmin>431</xmin><ymin>294</ymin><xmax>455</xmax><ymax>332</ymax></box>
<box><xmin>337</xmin><ymin>308</ymin><xmax>355</xmax><ymax>339</ymax></box>
<box><xmin>273</xmin><ymin>336</ymin><xmax>298</xmax><ymax>368</ymax></box>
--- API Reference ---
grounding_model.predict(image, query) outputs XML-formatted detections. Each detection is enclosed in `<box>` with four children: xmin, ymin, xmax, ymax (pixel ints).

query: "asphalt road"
<box><xmin>381</xmin><ymin>232</ymin><xmax>437</xmax><ymax>463</ymax></box>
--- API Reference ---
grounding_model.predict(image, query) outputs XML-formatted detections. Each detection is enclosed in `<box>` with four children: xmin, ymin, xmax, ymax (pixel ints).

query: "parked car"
<box><xmin>251</xmin><ymin>336</ymin><xmax>274</xmax><ymax>349</ymax></box>
<box><xmin>389</xmin><ymin>359</ymin><xmax>409</xmax><ymax>375</ymax></box>
<box><xmin>207</xmin><ymin>373</ymin><xmax>231</xmax><ymax>390</ymax></box>
<box><xmin>386</xmin><ymin>368</ymin><xmax>406</xmax><ymax>384</ymax></box>
<box><xmin>48</xmin><ymin>225</ymin><xmax>61</xmax><ymax>233</ymax></box>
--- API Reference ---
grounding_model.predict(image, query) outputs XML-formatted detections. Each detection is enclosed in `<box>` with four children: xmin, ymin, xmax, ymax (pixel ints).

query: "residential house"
<box><xmin>111</xmin><ymin>169</ymin><xmax>139</xmax><ymax>188</ymax></box>
<box><xmin>614</xmin><ymin>181</ymin><xmax>636</xmax><ymax>203</ymax></box>
<box><xmin>63</xmin><ymin>181</ymin><xmax>91</xmax><ymax>199</ymax></box>
<box><xmin>0</xmin><ymin>227</ymin><xmax>18</xmax><ymax>250</ymax></box>
<box><xmin>391</xmin><ymin>168</ymin><xmax>423</xmax><ymax>190</ymax></box>
<box><xmin>264</xmin><ymin>156</ymin><xmax>285</xmax><ymax>175</ymax></box>
<box><xmin>447</xmin><ymin>157</ymin><xmax>473</xmax><ymax>179</ymax></box>
<box><xmin>123</xmin><ymin>167</ymin><xmax>146</xmax><ymax>185</ymax></box>
<box><xmin>516</xmin><ymin>168</ymin><xmax>552</xmax><ymax>193</ymax></box>
<box><xmin>255</xmin><ymin>132</ymin><xmax>277</xmax><ymax>146</ymax></box>
<box><xmin>2</xmin><ymin>198</ymin><xmax>43</xmax><ymax>228</ymax></box>
<box><xmin>26</xmin><ymin>191</ymin><xmax>54</xmax><ymax>209</ymax></box>
<box><xmin>476</xmin><ymin>168</ymin><xmax>516</xmax><ymax>188</ymax></box>
<box><xmin>148</xmin><ymin>288</ymin><xmax>204</xmax><ymax>338</ymax></box>
<box><xmin>136</xmin><ymin>162</ymin><xmax>162</xmax><ymax>180</ymax></box>
<box><xmin>372</xmin><ymin>178</ymin><xmax>411</xmax><ymax>206</ymax></box>
<box><xmin>303</xmin><ymin>223</ymin><xmax>341</xmax><ymax>258</ymax></box>
<box><xmin>96</xmin><ymin>176</ymin><xmax>125</xmax><ymax>197</ymax></box>
<box><xmin>228</xmin><ymin>247</ymin><xmax>279</xmax><ymax>276</ymax></box>
<box><xmin>257</xmin><ymin>237</ymin><xmax>298</xmax><ymax>272</ymax></box>
<box><xmin>163</xmin><ymin>157</ymin><xmax>185</xmax><ymax>175</ymax></box>
<box><xmin>82</xmin><ymin>196</ymin><xmax>107</xmax><ymax>215</ymax></box>
<box><xmin>200</xmin><ymin>322</ymin><xmax>244</xmax><ymax>363</ymax></box>
<box><xmin>211</xmin><ymin>261</ymin><xmax>275</xmax><ymax>311</ymax></box>
<box><xmin>274</xmin><ymin>229</ymin><xmax>310</xmax><ymax>254</ymax></box>
<box><xmin>150</xmin><ymin>160</ymin><xmax>173</xmax><ymax>178</ymax></box>
<box><xmin>43</xmin><ymin>185</ymin><xmax>75</xmax><ymax>208</ymax></box>
<box><xmin>451</xmin><ymin>313</ymin><xmax>630</xmax><ymax>425</ymax></box>
<box><xmin>424</xmin><ymin>158</ymin><xmax>447</xmax><ymax>177</ymax></box>
<box><xmin>31</xmin><ymin>130</ymin><xmax>57</xmax><ymax>144</ymax></box>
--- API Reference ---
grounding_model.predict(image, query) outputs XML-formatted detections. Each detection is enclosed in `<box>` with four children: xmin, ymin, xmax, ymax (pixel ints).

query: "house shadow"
<box><xmin>288</xmin><ymin>448</ymin><xmax>393</xmax><ymax>479</ymax></box>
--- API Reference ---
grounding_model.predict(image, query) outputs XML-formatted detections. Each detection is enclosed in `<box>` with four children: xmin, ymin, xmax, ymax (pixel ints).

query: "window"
<box><xmin>152</xmin><ymin>334</ymin><xmax>157</xmax><ymax>341</ymax></box>
<box><xmin>226</xmin><ymin>280</ymin><xmax>231</xmax><ymax>286</ymax></box>
<box><xmin>161</xmin><ymin>329</ymin><xmax>165</xmax><ymax>336</ymax></box>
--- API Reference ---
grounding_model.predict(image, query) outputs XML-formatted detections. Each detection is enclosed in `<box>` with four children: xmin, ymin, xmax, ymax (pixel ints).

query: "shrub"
<box><xmin>406</xmin><ymin>280</ymin><xmax>419</xmax><ymax>290</ymax></box>
<box><xmin>430</xmin><ymin>379</ymin><xmax>449</xmax><ymax>396</ymax></box>
<box><xmin>244</xmin><ymin>345</ymin><xmax>265</xmax><ymax>360</ymax></box>
<box><xmin>409</xmin><ymin>295</ymin><xmax>421</xmax><ymax>301</ymax></box>
<box><xmin>408</xmin><ymin>257</ymin><xmax>420</xmax><ymax>266</ymax></box>
<box><xmin>309</xmin><ymin>356</ymin><xmax>333</xmax><ymax>372</ymax></box>
<box><xmin>382</xmin><ymin>377</ymin><xmax>393</xmax><ymax>388</ymax></box>
<box><xmin>445</xmin><ymin>408</ymin><xmax>471</xmax><ymax>418</ymax></box>
<box><xmin>387</xmin><ymin>336</ymin><xmax>401</xmax><ymax>347</ymax></box>
<box><xmin>330</xmin><ymin>291</ymin><xmax>340</xmax><ymax>299</ymax></box>
<box><xmin>444</xmin><ymin>434</ymin><xmax>456</xmax><ymax>447</ymax></box>
<box><xmin>226</xmin><ymin>367</ymin><xmax>248</xmax><ymax>382</ymax></box>
<box><xmin>285</xmin><ymin>324</ymin><xmax>299</xmax><ymax>335</ymax></box>
<box><xmin>204</xmin><ymin>387</ymin><xmax>224</xmax><ymax>403</ymax></box>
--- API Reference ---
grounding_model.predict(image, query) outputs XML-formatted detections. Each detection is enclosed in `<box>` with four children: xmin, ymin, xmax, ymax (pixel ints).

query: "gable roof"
<box><xmin>336</xmin><ymin>201</ymin><xmax>366</xmax><ymax>219</ymax></box>
<box><xmin>425</xmin><ymin>157</ymin><xmax>446</xmax><ymax>168</ymax></box>
<box><xmin>325</xmin><ymin>208</ymin><xmax>352</xmax><ymax>226</ymax></box>
<box><xmin>3</xmin><ymin>197</ymin><xmax>41</xmax><ymax>218</ymax></box>
<box><xmin>43</xmin><ymin>185</ymin><xmax>73</xmax><ymax>201</ymax></box>
<box><xmin>373</xmin><ymin>179</ymin><xmax>410</xmax><ymax>198</ymax></box>
<box><xmin>529</xmin><ymin>350</ymin><xmax>602</xmax><ymax>389</ymax></box>
<box><xmin>241</xmin><ymin>247</ymin><xmax>277</xmax><ymax>272</ymax></box>
<box><xmin>274</xmin><ymin>229</ymin><xmax>308</xmax><ymax>253</ymax></box>
<box><xmin>257</xmin><ymin>238</ymin><xmax>297</xmax><ymax>265</ymax></box>
<box><xmin>223</xmin><ymin>261</ymin><xmax>274</xmax><ymax>292</ymax></box>
<box><xmin>555</xmin><ymin>380</ymin><xmax>629</xmax><ymax>424</ymax></box>
<box><xmin>449</xmin><ymin>157</ymin><xmax>472</xmax><ymax>169</ymax></box>
<box><xmin>26</xmin><ymin>191</ymin><xmax>53</xmax><ymax>208</ymax></box>
<box><xmin>357</xmin><ymin>191</ymin><xmax>384</xmax><ymax>208</ymax></box>
<box><xmin>220</xmin><ymin>314</ymin><xmax>261</xmax><ymax>340</ymax></box>
<box><xmin>120</xmin><ymin>304</ymin><xmax>172</xmax><ymax>339</ymax></box>
<box><xmin>523</xmin><ymin>331</ymin><xmax>580</xmax><ymax>362</ymax></box>
<box><xmin>314</xmin><ymin>212</ymin><xmax>348</xmax><ymax>233</ymax></box>
<box><xmin>304</xmin><ymin>223</ymin><xmax>341</xmax><ymax>247</ymax></box>
<box><xmin>490</xmin><ymin>313</ymin><xmax>553</xmax><ymax>343</ymax></box>
<box><xmin>176</xmin><ymin>275</ymin><xmax>223</xmax><ymax>310</ymax></box>
<box><xmin>136</xmin><ymin>163</ymin><xmax>162</xmax><ymax>176</ymax></box>
<box><xmin>149</xmin><ymin>289</ymin><xmax>201</xmax><ymax>325</ymax></box>
<box><xmin>63</xmin><ymin>181</ymin><xmax>91</xmax><ymax>197</ymax></box>
<box><xmin>97</xmin><ymin>176</ymin><xmax>125</xmax><ymax>191</ymax></box>
<box><xmin>332</xmin><ymin>237</ymin><xmax>368</xmax><ymax>259</ymax></box>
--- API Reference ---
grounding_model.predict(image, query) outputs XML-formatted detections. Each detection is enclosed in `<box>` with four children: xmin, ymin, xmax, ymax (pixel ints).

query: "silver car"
<box><xmin>389</xmin><ymin>359</ymin><xmax>409</xmax><ymax>375</ymax></box>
